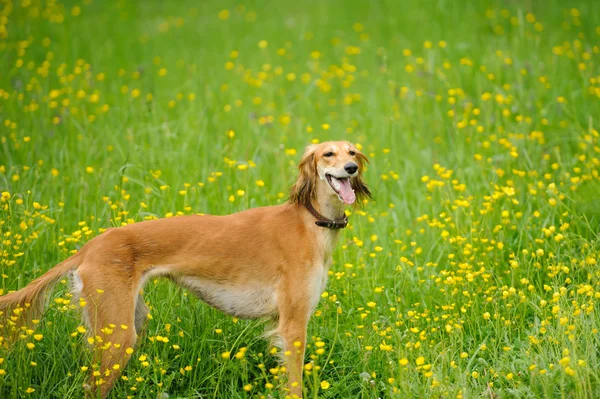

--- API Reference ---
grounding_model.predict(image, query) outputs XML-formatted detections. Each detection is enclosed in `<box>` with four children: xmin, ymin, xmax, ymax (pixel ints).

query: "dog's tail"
<box><xmin>0</xmin><ymin>253</ymin><xmax>82</xmax><ymax>343</ymax></box>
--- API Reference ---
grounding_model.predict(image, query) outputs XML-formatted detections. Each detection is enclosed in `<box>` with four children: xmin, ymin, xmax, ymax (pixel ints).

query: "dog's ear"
<box><xmin>289</xmin><ymin>144</ymin><xmax>318</xmax><ymax>206</ymax></box>
<box><xmin>351</xmin><ymin>147</ymin><xmax>371</xmax><ymax>203</ymax></box>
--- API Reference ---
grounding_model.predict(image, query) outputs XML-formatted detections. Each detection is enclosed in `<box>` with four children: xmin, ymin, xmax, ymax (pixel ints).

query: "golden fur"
<box><xmin>0</xmin><ymin>141</ymin><xmax>370</xmax><ymax>398</ymax></box>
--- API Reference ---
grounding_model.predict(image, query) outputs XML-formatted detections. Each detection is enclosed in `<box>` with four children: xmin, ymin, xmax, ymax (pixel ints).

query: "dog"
<box><xmin>0</xmin><ymin>140</ymin><xmax>370</xmax><ymax>398</ymax></box>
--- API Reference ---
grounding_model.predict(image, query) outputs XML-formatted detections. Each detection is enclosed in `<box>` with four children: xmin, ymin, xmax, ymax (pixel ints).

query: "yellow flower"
<box><xmin>320</xmin><ymin>380</ymin><xmax>330</xmax><ymax>390</ymax></box>
<box><xmin>559</xmin><ymin>357</ymin><xmax>570</xmax><ymax>366</ymax></box>
<box><xmin>379</xmin><ymin>342</ymin><xmax>393</xmax><ymax>351</ymax></box>
<box><xmin>536</xmin><ymin>249</ymin><xmax>544</xmax><ymax>257</ymax></box>
<box><xmin>217</xmin><ymin>10</ymin><xmax>229</xmax><ymax>20</ymax></box>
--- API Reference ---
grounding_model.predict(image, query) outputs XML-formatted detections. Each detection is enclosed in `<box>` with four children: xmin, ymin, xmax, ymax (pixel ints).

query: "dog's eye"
<box><xmin>323</xmin><ymin>152</ymin><xmax>334</xmax><ymax>157</ymax></box>
<box><xmin>349</xmin><ymin>151</ymin><xmax>356</xmax><ymax>156</ymax></box>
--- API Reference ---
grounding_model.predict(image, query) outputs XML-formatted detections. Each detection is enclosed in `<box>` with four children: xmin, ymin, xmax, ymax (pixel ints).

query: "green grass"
<box><xmin>2</xmin><ymin>0</ymin><xmax>600</xmax><ymax>397</ymax></box>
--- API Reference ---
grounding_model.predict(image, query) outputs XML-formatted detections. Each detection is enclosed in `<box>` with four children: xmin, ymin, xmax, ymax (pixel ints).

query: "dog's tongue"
<box><xmin>337</xmin><ymin>178</ymin><xmax>356</xmax><ymax>204</ymax></box>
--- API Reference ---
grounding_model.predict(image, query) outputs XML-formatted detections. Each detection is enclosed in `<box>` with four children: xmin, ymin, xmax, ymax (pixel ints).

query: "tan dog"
<box><xmin>0</xmin><ymin>141</ymin><xmax>370</xmax><ymax>398</ymax></box>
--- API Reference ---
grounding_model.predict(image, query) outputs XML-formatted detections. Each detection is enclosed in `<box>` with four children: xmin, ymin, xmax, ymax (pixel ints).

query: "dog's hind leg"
<box><xmin>75</xmin><ymin>267</ymin><xmax>139</xmax><ymax>399</ymax></box>
<box><xmin>134</xmin><ymin>293</ymin><xmax>149</xmax><ymax>337</ymax></box>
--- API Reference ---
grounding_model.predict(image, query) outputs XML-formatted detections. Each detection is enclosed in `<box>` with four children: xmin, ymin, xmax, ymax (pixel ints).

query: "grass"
<box><xmin>1</xmin><ymin>0</ymin><xmax>600</xmax><ymax>397</ymax></box>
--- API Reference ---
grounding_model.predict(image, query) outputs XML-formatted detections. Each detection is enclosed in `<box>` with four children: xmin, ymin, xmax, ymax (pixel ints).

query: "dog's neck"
<box><xmin>312</xmin><ymin>181</ymin><xmax>346</xmax><ymax>221</ymax></box>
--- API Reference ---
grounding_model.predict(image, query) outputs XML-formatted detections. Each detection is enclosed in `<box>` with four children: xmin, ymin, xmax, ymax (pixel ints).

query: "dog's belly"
<box><xmin>176</xmin><ymin>276</ymin><xmax>278</xmax><ymax>319</ymax></box>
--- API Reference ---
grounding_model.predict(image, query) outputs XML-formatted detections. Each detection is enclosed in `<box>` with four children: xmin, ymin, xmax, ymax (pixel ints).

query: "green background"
<box><xmin>1</xmin><ymin>0</ymin><xmax>600</xmax><ymax>397</ymax></box>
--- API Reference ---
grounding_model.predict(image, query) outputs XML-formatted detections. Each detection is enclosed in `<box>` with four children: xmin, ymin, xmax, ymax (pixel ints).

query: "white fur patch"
<box><xmin>70</xmin><ymin>269</ymin><xmax>91</xmax><ymax>328</ymax></box>
<box><xmin>307</xmin><ymin>262</ymin><xmax>330</xmax><ymax>313</ymax></box>
<box><xmin>71</xmin><ymin>270</ymin><xmax>84</xmax><ymax>294</ymax></box>
<box><xmin>176</xmin><ymin>277</ymin><xmax>278</xmax><ymax>319</ymax></box>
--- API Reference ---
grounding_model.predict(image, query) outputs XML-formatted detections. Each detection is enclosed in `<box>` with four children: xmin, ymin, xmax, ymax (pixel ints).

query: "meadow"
<box><xmin>1</xmin><ymin>0</ymin><xmax>600</xmax><ymax>397</ymax></box>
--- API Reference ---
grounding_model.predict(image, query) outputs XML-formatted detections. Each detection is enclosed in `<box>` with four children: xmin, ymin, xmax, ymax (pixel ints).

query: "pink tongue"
<box><xmin>337</xmin><ymin>178</ymin><xmax>356</xmax><ymax>204</ymax></box>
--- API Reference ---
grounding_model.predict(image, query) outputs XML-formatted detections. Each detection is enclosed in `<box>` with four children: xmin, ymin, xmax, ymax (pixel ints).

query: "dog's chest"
<box><xmin>305</xmin><ymin>230</ymin><xmax>338</xmax><ymax>311</ymax></box>
<box><xmin>176</xmin><ymin>276</ymin><xmax>278</xmax><ymax>319</ymax></box>
<box><xmin>307</xmin><ymin>261</ymin><xmax>330</xmax><ymax>313</ymax></box>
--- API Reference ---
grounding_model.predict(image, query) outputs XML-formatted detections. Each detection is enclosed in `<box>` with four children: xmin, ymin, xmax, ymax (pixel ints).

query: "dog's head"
<box><xmin>290</xmin><ymin>141</ymin><xmax>371</xmax><ymax>206</ymax></box>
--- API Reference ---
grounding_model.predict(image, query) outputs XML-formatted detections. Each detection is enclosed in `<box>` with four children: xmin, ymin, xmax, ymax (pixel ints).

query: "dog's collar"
<box><xmin>304</xmin><ymin>202</ymin><xmax>348</xmax><ymax>229</ymax></box>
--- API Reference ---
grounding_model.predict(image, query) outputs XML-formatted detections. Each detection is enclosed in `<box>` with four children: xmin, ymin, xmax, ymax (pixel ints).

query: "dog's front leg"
<box><xmin>276</xmin><ymin>293</ymin><xmax>309</xmax><ymax>398</ymax></box>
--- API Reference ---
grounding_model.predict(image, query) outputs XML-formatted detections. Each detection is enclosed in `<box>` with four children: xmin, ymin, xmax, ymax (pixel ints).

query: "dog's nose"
<box><xmin>344</xmin><ymin>162</ymin><xmax>358</xmax><ymax>175</ymax></box>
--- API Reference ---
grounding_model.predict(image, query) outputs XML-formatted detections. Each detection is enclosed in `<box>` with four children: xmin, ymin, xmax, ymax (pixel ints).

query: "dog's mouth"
<box><xmin>326</xmin><ymin>174</ymin><xmax>356</xmax><ymax>205</ymax></box>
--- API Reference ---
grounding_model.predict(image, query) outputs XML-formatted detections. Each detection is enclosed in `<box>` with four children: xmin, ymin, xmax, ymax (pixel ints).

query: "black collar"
<box><xmin>304</xmin><ymin>202</ymin><xmax>348</xmax><ymax>229</ymax></box>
